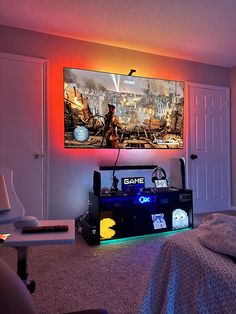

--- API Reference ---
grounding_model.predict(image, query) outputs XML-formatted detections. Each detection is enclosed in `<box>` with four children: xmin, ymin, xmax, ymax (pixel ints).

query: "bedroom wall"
<box><xmin>0</xmin><ymin>25</ymin><xmax>230</xmax><ymax>219</ymax></box>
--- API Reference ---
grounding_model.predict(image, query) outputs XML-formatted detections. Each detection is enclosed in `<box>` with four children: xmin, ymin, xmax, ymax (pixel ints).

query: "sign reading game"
<box><xmin>121</xmin><ymin>177</ymin><xmax>145</xmax><ymax>194</ymax></box>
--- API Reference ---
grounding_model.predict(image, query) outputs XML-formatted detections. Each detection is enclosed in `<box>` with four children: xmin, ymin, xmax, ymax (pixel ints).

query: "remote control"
<box><xmin>22</xmin><ymin>225</ymin><xmax>69</xmax><ymax>233</ymax></box>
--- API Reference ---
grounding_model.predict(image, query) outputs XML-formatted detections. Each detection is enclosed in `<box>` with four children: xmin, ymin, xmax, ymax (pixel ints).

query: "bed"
<box><xmin>140</xmin><ymin>213</ymin><xmax>236</xmax><ymax>314</ymax></box>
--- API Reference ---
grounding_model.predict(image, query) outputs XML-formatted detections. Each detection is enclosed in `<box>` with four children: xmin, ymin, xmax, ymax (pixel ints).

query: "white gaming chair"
<box><xmin>0</xmin><ymin>167</ymin><xmax>39</xmax><ymax>231</ymax></box>
<box><xmin>0</xmin><ymin>167</ymin><xmax>25</xmax><ymax>226</ymax></box>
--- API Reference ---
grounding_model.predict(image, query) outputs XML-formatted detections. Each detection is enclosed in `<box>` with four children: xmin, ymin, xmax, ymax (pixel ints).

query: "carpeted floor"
<box><xmin>0</xmin><ymin>232</ymin><xmax>168</xmax><ymax>314</ymax></box>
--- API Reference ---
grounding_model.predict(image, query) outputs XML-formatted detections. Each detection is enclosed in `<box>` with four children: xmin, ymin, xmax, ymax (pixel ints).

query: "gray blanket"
<box><xmin>140</xmin><ymin>228</ymin><xmax>236</xmax><ymax>314</ymax></box>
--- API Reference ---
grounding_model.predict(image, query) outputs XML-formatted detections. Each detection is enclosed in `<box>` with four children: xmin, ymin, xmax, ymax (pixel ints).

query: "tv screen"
<box><xmin>64</xmin><ymin>68</ymin><xmax>184</xmax><ymax>149</ymax></box>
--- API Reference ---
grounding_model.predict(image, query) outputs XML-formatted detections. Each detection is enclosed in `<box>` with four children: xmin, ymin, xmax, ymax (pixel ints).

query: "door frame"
<box><xmin>185</xmin><ymin>81</ymin><xmax>231</xmax><ymax>211</ymax></box>
<box><xmin>0</xmin><ymin>52</ymin><xmax>48</xmax><ymax>218</ymax></box>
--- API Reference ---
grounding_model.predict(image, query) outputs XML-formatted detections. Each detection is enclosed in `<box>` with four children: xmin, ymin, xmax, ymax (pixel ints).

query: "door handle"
<box><xmin>190</xmin><ymin>154</ymin><xmax>198</xmax><ymax>160</ymax></box>
<box><xmin>33</xmin><ymin>153</ymin><xmax>44</xmax><ymax>159</ymax></box>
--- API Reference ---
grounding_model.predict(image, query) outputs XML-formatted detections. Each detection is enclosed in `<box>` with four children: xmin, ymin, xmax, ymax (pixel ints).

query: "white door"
<box><xmin>186</xmin><ymin>82</ymin><xmax>231</xmax><ymax>213</ymax></box>
<box><xmin>0</xmin><ymin>53</ymin><xmax>47</xmax><ymax>219</ymax></box>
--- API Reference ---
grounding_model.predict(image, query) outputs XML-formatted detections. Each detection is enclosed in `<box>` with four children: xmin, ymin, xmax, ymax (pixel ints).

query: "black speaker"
<box><xmin>82</xmin><ymin>218</ymin><xmax>99</xmax><ymax>245</ymax></box>
<box><xmin>93</xmin><ymin>170</ymin><xmax>101</xmax><ymax>196</ymax></box>
<box><xmin>168</xmin><ymin>157</ymin><xmax>186</xmax><ymax>189</ymax></box>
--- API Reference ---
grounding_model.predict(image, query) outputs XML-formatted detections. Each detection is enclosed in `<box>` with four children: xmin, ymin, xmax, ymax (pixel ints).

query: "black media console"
<box><xmin>83</xmin><ymin>188</ymin><xmax>193</xmax><ymax>245</ymax></box>
<box><xmin>82</xmin><ymin>165</ymin><xmax>192</xmax><ymax>245</ymax></box>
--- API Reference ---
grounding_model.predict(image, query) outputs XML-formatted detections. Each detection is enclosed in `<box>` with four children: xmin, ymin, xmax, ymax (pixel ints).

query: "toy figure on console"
<box><xmin>104</xmin><ymin>104</ymin><xmax>123</xmax><ymax>148</ymax></box>
<box><xmin>110</xmin><ymin>175</ymin><xmax>119</xmax><ymax>194</ymax></box>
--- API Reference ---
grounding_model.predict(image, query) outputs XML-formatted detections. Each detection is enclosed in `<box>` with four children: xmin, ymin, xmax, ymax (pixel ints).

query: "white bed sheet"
<box><xmin>140</xmin><ymin>229</ymin><xmax>236</xmax><ymax>314</ymax></box>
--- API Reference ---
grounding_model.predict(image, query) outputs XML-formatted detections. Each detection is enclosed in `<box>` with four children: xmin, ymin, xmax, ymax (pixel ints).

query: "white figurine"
<box><xmin>172</xmin><ymin>208</ymin><xmax>189</xmax><ymax>229</ymax></box>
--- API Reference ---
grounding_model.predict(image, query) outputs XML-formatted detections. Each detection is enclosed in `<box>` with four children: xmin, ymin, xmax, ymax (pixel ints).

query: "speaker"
<box><xmin>82</xmin><ymin>218</ymin><xmax>99</xmax><ymax>245</ymax></box>
<box><xmin>93</xmin><ymin>170</ymin><xmax>101</xmax><ymax>196</ymax></box>
<box><xmin>168</xmin><ymin>157</ymin><xmax>186</xmax><ymax>189</ymax></box>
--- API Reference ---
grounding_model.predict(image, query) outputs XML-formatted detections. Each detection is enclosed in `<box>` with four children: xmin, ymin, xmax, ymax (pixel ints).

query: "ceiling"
<box><xmin>1</xmin><ymin>0</ymin><xmax>236</xmax><ymax>68</ymax></box>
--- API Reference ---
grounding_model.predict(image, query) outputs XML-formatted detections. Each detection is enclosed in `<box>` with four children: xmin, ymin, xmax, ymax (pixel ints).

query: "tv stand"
<box><xmin>83</xmin><ymin>188</ymin><xmax>193</xmax><ymax>245</ymax></box>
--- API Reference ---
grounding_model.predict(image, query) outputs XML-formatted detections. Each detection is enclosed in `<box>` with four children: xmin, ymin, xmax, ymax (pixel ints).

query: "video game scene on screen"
<box><xmin>64</xmin><ymin>68</ymin><xmax>184</xmax><ymax>149</ymax></box>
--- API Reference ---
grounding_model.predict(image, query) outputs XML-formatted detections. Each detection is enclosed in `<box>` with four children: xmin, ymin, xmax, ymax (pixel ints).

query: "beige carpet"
<box><xmin>0</xmin><ymin>232</ymin><xmax>167</xmax><ymax>314</ymax></box>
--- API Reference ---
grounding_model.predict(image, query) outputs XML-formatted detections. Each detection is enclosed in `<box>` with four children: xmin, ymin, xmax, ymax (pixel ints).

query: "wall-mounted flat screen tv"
<box><xmin>64</xmin><ymin>68</ymin><xmax>184</xmax><ymax>149</ymax></box>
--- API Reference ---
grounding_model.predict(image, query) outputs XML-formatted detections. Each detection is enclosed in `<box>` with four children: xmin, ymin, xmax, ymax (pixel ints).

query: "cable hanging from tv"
<box><xmin>110</xmin><ymin>148</ymin><xmax>121</xmax><ymax>193</ymax></box>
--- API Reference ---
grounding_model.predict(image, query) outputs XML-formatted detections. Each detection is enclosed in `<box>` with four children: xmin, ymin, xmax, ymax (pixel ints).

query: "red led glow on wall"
<box><xmin>47</xmin><ymin>47</ymin><xmax>186</xmax><ymax>164</ymax></box>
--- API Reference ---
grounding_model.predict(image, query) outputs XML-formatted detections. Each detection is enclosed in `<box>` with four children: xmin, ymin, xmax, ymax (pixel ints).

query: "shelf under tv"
<box><xmin>99</xmin><ymin>165</ymin><xmax>157</xmax><ymax>171</ymax></box>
